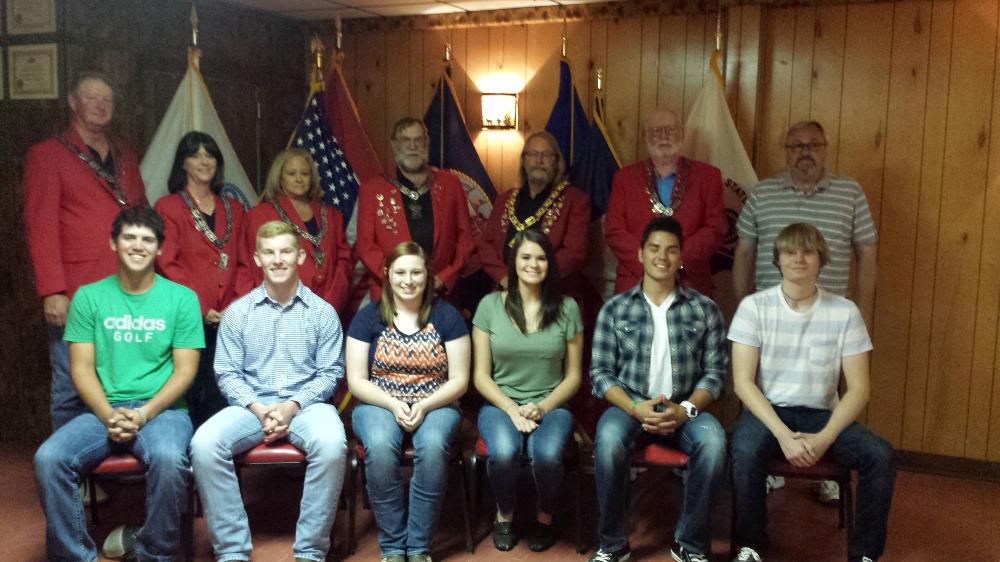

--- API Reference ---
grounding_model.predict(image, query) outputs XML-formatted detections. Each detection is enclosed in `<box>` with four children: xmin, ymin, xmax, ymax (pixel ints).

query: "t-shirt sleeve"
<box><xmin>727</xmin><ymin>296</ymin><xmax>762</xmax><ymax>347</ymax></box>
<box><xmin>433</xmin><ymin>300</ymin><xmax>469</xmax><ymax>342</ymax></box>
<box><xmin>736</xmin><ymin>191</ymin><xmax>758</xmax><ymax>241</ymax></box>
<box><xmin>842</xmin><ymin>304</ymin><xmax>874</xmax><ymax>356</ymax></box>
<box><xmin>63</xmin><ymin>286</ymin><xmax>96</xmax><ymax>343</ymax></box>
<box><xmin>471</xmin><ymin>292</ymin><xmax>497</xmax><ymax>333</ymax></box>
<box><xmin>347</xmin><ymin>302</ymin><xmax>383</xmax><ymax>345</ymax></box>
<box><xmin>172</xmin><ymin>287</ymin><xmax>206</xmax><ymax>349</ymax></box>
<box><xmin>852</xmin><ymin>186</ymin><xmax>879</xmax><ymax>245</ymax></box>
<box><xmin>561</xmin><ymin>297</ymin><xmax>583</xmax><ymax>339</ymax></box>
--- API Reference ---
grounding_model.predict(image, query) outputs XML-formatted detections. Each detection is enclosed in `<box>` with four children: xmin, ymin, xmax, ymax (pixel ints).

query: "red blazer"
<box><xmin>355</xmin><ymin>169</ymin><xmax>472</xmax><ymax>300</ymax></box>
<box><xmin>478</xmin><ymin>183</ymin><xmax>591</xmax><ymax>283</ymax></box>
<box><xmin>234</xmin><ymin>195</ymin><xmax>352</xmax><ymax>312</ymax></box>
<box><xmin>23</xmin><ymin>128</ymin><xmax>148</xmax><ymax>299</ymax></box>
<box><xmin>154</xmin><ymin>192</ymin><xmax>246</xmax><ymax>317</ymax></box>
<box><xmin>605</xmin><ymin>158</ymin><xmax>727</xmax><ymax>296</ymax></box>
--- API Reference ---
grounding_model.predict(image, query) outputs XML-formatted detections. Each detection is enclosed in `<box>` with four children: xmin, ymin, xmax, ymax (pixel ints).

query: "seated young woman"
<box><xmin>345</xmin><ymin>241</ymin><xmax>471</xmax><ymax>562</ymax></box>
<box><xmin>472</xmin><ymin>229</ymin><xmax>583</xmax><ymax>552</ymax></box>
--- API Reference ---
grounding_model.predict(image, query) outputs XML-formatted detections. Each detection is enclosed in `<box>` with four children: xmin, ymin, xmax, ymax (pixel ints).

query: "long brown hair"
<box><xmin>378</xmin><ymin>241</ymin><xmax>435</xmax><ymax>329</ymax></box>
<box><xmin>504</xmin><ymin>229</ymin><xmax>562</xmax><ymax>333</ymax></box>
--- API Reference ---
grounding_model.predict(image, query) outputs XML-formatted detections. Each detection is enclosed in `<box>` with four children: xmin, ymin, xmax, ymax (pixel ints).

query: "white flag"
<box><xmin>682</xmin><ymin>50</ymin><xmax>758</xmax><ymax>316</ymax></box>
<box><xmin>141</xmin><ymin>49</ymin><xmax>255</xmax><ymax>204</ymax></box>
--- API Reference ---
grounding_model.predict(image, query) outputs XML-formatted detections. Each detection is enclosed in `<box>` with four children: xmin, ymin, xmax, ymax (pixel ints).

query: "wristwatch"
<box><xmin>680</xmin><ymin>400</ymin><xmax>699</xmax><ymax>420</ymax></box>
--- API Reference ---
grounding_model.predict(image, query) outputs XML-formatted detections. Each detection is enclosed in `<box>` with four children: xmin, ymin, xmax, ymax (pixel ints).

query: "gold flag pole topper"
<box><xmin>310</xmin><ymin>35</ymin><xmax>325</xmax><ymax>84</ymax></box>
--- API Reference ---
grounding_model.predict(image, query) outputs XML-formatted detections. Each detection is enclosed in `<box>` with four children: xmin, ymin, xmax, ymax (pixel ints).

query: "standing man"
<box><xmin>34</xmin><ymin>206</ymin><xmax>203</xmax><ymax>562</ymax></box>
<box><xmin>732</xmin><ymin>120</ymin><xmax>878</xmax><ymax>329</ymax></box>
<box><xmin>478</xmin><ymin>131</ymin><xmax>590</xmax><ymax>287</ymax></box>
<box><xmin>605</xmin><ymin>108</ymin><xmax>727</xmax><ymax>297</ymax></box>
<box><xmin>355</xmin><ymin>117</ymin><xmax>472</xmax><ymax>300</ymax></box>
<box><xmin>588</xmin><ymin>216</ymin><xmax>728</xmax><ymax>562</ymax></box>
<box><xmin>24</xmin><ymin>70</ymin><xmax>148</xmax><ymax>429</ymax></box>
<box><xmin>728</xmin><ymin>223</ymin><xmax>894</xmax><ymax>562</ymax></box>
<box><xmin>732</xmin><ymin>120</ymin><xmax>878</xmax><ymax>503</ymax></box>
<box><xmin>190</xmin><ymin>221</ymin><xmax>347</xmax><ymax>562</ymax></box>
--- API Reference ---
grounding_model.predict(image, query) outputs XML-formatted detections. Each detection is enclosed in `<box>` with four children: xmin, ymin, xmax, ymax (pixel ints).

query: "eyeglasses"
<box><xmin>785</xmin><ymin>142</ymin><xmax>827</xmax><ymax>152</ymax></box>
<box><xmin>393</xmin><ymin>136</ymin><xmax>428</xmax><ymax>148</ymax></box>
<box><xmin>523</xmin><ymin>150</ymin><xmax>558</xmax><ymax>161</ymax></box>
<box><xmin>647</xmin><ymin>126</ymin><xmax>683</xmax><ymax>140</ymax></box>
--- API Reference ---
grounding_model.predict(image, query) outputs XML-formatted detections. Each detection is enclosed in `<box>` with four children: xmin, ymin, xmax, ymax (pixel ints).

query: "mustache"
<box><xmin>796</xmin><ymin>155</ymin><xmax>816</xmax><ymax>165</ymax></box>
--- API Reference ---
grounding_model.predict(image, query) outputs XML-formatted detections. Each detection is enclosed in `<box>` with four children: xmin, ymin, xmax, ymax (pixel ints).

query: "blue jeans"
<box><xmin>352</xmin><ymin>403</ymin><xmax>461</xmax><ymax>556</ymax></box>
<box><xmin>190</xmin><ymin>402</ymin><xmax>347</xmax><ymax>562</ymax></box>
<box><xmin>731</xmin><ymin>406</ymin><xmax>895</xmax><ymax>560</ymax></box>
<box><xmin>34</xmin><ymin>402</ymin><xmax>193</xmax><ymax>562</ymax></box>
<box><xmin>593</xmin><ymin>405</ymin><xmax>726</xmax><ymax>554</ymax></box>
<box><xmin>49</xmin><ymin>325</ymin><xmax>87</xmax><ymax>429</ymax></box>
<box><xmin>477</xmin><ymin>404</ymin><xmax>573</xmax><ymax>515</ymax></box>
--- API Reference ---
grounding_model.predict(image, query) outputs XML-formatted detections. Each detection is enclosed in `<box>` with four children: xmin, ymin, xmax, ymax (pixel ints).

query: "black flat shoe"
<box><xmin>492</xmin><ymin>521</ymin><xmax>517</xmax><ymax>551</ymax></box>
<box><xmin>528</xmin><ymin>521</ymin><xmax>557</xmax><ymax>552</ymax></box>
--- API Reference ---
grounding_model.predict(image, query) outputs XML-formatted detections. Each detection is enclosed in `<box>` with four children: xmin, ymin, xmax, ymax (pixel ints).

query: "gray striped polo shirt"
<box><xmin>737</xmin><ymin>171</ymin><xmax>877</xmax><ymax>296</ymax></box>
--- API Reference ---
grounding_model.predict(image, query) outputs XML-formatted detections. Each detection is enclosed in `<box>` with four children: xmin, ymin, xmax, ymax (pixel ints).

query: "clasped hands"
<box><xmin>506</xmin><ymin>402</ymin><xmax>545</xmax><ymax>433</ymax></box>
<box><xmin>389</xmin><ymin>399</ymin><xmax>428</xmax><ymax>432</ymax></box>
<box><xmin>778</xmin><ymin>431</ymin><xmax>833</xmax><ymax>467</ymax></box>
<box><xmin>103</xmin><ymin>407</ymin><xmax>146</xmax><ymax>442</ymax></box>
<box><xmin>633</xmin><ymin>395</ymin><xmax>688</xmax><ymax>436</ymax></box>
<box><xmin>250</xmin><ymin>401</ymin><xmax>300</xmax><ymax>443</ymax></box>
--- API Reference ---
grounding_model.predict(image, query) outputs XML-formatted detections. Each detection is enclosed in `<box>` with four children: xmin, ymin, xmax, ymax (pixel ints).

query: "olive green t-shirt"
<box><xmin>472</xmin><ymin>292</ymin><xmax>582</xmax><ymax>404</ymax></box>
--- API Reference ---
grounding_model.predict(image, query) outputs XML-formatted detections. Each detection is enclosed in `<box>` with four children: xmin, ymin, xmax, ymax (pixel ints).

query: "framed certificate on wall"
<box><xmin>8</xmin><ymin>43</ymin><xmax>58</xmax><ymax>99</ymax></box>
<box><xmin>7</xmin><ymin>0</ymin><xmax>57</xmax><ymax>35</ymax></box>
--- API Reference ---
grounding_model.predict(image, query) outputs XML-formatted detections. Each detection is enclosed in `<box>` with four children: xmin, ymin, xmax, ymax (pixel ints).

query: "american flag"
<box><xmin>291</xmin><ymin>91</ymin><xmax>360</xmax><ymax>224</ymax></box>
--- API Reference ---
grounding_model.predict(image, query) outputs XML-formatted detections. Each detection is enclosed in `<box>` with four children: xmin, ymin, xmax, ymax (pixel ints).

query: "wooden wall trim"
<box><xmin>898</xmin><ymin>451</ymin><xmax>1000</xmax><ymax>484</ymax></box>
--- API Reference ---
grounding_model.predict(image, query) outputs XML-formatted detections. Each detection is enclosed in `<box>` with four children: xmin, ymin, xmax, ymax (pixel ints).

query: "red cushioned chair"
<box><xmin>468</xmin><ymin>432</ymin><xmax>586</xmax><ymax>552</ymax></box>
<box><xmin>85</xmin><ymin>453</ymin><xmax>195</xmax><ymax>562</ymax></box>
<box><xmin>729</xmin><ymin>456</ymin><xmax>854</xmax><ymax>557</ymax></box>
<box><xmin>346</xmin><ymin>439</ymin><xmax>474</xmax><ymax>555</ymax></box>
<box><xmin>232</xmin><ymin>441</ymin><xmax>341</xmax><ymax>559</ymax></box>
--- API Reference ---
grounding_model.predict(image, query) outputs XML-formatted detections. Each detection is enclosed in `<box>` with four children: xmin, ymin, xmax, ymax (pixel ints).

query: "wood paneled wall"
<box><xmin>337</xmin><ymin>0</ymin><xmax>1000</xmax><ymax>462</ymax></box>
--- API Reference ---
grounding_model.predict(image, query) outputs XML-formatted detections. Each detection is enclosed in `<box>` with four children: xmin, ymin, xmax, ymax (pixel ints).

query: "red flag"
<box><xmin>323</xmin><ymin>61</ymin><xmax>383</xmax><ymax>183</ymax></box>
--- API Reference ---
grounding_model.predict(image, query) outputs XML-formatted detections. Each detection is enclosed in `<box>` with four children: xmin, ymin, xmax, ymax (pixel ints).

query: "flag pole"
<box><xmin>438</xmin><ymin>44</ymin><xmax>450</xmax><ymax>168</ymax></box>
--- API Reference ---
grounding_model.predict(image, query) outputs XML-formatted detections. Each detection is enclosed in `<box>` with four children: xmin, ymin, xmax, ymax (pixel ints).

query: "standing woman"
<box><xmin>235</xmin><ymin>147</ymin><xmax>351</xmax><ymax>312</ymax></box>
<box><xmin>154</xmin><ymin>131</ymin><xmax>244</xmax><ymax>427</ymax></box>
<box><xmin>472</xmin><ymin>229</ymin><xmax>582</xmax><ymax>552</ymax></box>
<box><xmin>346</xmin><ymin>242</ymin><xmax>470</xmax><ymax>562</ymax></box>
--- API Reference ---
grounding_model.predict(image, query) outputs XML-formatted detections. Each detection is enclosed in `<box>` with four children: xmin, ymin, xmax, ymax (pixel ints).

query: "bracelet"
<box><xmin>627</xmin><ymin>398</ymin><xmax>641</xmax><ymax>417</ymax></box>
<box><xmin>133</xmin><ymin>408</ymin><xmax>148</xmax><ymax>425</ymax></box>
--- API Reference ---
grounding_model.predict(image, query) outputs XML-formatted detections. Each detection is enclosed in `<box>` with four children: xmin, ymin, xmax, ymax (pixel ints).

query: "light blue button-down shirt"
<box><xmin>214</xmin><ymin>282</ymin><xmax>344</xmax><ymax>408</ymax></box>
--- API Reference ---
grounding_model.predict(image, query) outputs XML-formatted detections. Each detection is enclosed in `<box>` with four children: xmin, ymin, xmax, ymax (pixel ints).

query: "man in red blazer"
<box><xmin>355</xmin><ymin>117</ymin><xmax>472</xmax><ymax>301</ymax></box>
<box><xmin>23</xmin><ymin>71</ymin><xmax>148</xmax><ymax>429</ymax></box>
<box><xmin>478</xmin><ymin>131</ymin><xmax>590</xmax><ymax>287</ymax></box>
<box><xmin>605</xmin><ymin>108</ymin><xmax>726</xmax><ymax>297</ymax></box>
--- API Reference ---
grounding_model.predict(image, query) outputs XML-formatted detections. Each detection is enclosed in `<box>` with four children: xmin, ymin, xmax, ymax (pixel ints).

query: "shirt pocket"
<box><xmin>808</xmin><ymin>338</ymin><xmax>838</xmax><ymax>366</ymax></box>
<box><xmin>615</xmin><ymin>321</ymin><xmax>640</xmax><ymax>354</ymax></box>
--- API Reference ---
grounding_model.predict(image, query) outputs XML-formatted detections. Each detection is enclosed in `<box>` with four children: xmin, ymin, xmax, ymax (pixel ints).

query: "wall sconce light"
<box><xmin>481</xmin><ymin>93</ymin><xmax>518</xmax><ymax>130</ymax></box>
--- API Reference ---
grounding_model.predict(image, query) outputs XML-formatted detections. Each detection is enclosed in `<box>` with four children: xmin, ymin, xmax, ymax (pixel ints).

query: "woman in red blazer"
<box><xmin>234</xmin><ymin>148</ymin><xmax>352</xmax><ymax>313</ymax></box>
<box><xmin>154</xmin><ymin>131</ymin><xmax>245</xmax><ymax>426</ymax></box>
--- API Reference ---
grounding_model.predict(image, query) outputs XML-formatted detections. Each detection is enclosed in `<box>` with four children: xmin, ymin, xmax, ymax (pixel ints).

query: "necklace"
<box><xmin>271</xmin><ymin>198</ymin><xmax>329</xmax><ymax>267</ymax></box>
<box><xmin>390</xmin><ymin>170</ymin><xmax>435</xmax><ymax>219</ymax></box>
<box><xmin>57</xmin><ymin>134</ymin><xmax>128</xmax><ymax>207</ymax></box>
<box><xmin>781</xmin><ymin>285</ymin><xmax>818</xmax><ymax>310</ymax></box>
<box><xmin>644</xmin><ymin>157</ymin><xmax>690</xmax><ymax>217</ymax></box>
<box><xmin>180</xmin><ymin>190</ymin><xmax>233</xmax><ymax>270</ymax></box>
<box><xmin>504</xmin><ymin>180</ymin><xmax>568</xmax><ymax>247</ymax></box>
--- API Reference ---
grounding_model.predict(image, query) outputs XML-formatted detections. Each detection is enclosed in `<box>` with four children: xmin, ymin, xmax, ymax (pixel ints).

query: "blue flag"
<box><xmin>290</xmin><ymin>86</ymin><xmax>360</xmax><ymax>225</ymax></box>
<box><xmin>425</xmin><ymin>72</ymin><xmax>496</xmax><ymax>229</ymax></box>
<box><xmin>571</xmin><ymin>94</ymin><xmax>621</xmax><ymax>219</ymax></box>
<box><xmin>544</xmin><ymin>59</ymin><xmax>591</xmax><ymax>170</ymax></box>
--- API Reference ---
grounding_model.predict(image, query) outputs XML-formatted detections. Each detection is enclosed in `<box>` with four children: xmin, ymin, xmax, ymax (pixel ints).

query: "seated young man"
<box><xmin>190</xmin><ymin>221</ymin><xmax>347</xmax><ymax>562</ymax></box>
<box><xmin>589</xmin><ymin>216</ymin><xmax>728</xmax><ymax>562</ymax></box>
<box><xmin>34</xmin><ymin>206</ymin><xmax>204</xmax><ymax>562</ymax></box>
<box><xmin>728</xmin><ymin>222</ymin><xmax>895</xmax><ymax>562</ymax></box>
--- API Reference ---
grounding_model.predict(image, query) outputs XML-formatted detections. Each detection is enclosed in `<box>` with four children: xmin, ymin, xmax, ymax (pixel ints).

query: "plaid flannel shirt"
<box><xmin>590</xmin><ymin>284</ymin><xmax>728</xmax><ymax>402</ymax></box>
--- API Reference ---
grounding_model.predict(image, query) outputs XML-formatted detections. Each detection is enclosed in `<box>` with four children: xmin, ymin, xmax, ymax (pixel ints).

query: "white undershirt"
<box><xmin>644</xmin><ymin>290</ymin><xmax>676</xmax><ymax>399</ymax></box>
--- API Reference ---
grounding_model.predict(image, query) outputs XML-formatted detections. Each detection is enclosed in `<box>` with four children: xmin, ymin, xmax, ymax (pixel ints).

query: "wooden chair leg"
<box><xmin>455</xmin><ymin>456</ymin><xmax>474</xmax><ymax>553</ymax></box>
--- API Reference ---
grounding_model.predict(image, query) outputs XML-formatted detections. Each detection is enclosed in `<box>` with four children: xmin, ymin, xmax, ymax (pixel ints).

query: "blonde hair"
<box><xmin>259</xmin><ymin>148</ymin><xmax>322</xmax><ymax>203</ymax></box>
<box><xmin>772</xmin><ymin>222</ymin><xmax>830</xmax><ymax>269</ymax></box>
<box><xmin>255</xmin><ymin>220</ymin><xmax>301</xmax><ymax>250</ymax></box>
<box><xmin>378</xmin><ymin>242</ymin><xmax>434</xmax><ymax>328</ymax></box>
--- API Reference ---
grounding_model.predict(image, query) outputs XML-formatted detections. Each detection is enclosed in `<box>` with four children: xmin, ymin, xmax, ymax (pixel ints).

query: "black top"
<box><xmin>201</xmin><ymin>211</ymin><xmax>216</xmax><ymax>231</ymax></box>
<box><xmin>503</xmin><ymin>182</ymin><xmax>553</xmax><ymax>248</ymax></box>
<box><xmin>87</xmin><ymin>146</ymin><xmax>115</xmax><ymax>177</ymax></box>
<box><xmin>397</xmin><ymin>170</ymin><xmax>434</xmax><ymax>256</ymax></box>
<box><xmin>304</xmin><ymin>216</ymin><xmax>319</xmax><ymax>237</ymax></box>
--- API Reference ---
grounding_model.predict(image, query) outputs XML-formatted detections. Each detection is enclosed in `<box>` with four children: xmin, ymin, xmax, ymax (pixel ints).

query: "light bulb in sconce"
<box><xmin>481</xmin><ymin>93</ymin><xmax>518</xmax><ymax>130</ymax></box>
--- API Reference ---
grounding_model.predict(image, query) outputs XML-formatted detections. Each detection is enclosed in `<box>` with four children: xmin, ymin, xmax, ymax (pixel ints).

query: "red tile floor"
<box><xmin>5</xmin><ymin>445</ymin><xmax>999</xmax><ymax>561</ymax></box>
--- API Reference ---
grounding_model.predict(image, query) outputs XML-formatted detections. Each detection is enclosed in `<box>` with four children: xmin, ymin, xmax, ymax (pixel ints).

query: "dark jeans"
<box><xmin>731</xmin><ymin>406</ymin><xmax>895</xmax><ymax>560</ymax></box>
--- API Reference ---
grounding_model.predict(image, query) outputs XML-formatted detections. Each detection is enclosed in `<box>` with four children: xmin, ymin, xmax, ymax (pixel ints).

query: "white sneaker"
<box><xmin>81</xmin><ymin>482</ymin><xmax>109</xmax><ymax>505</ymax></box>
<box><xmin>765</xmin><ymin>475</ymin><xmax>785</xmax><ymax>494</ymax></box>
<box><xmin>102</xmin><ymin>525</ymin><xmax>138</xmax><ymax>559</ymax></box>
<box><xmin>733</xmin><ymin>546</ymin><xmax>763</xmax><ymax>562</ymax></box>
<box><xmin>811</xmin><ymin>479</ymin><xmax>840</xmax><ymax>504</ymax></box>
